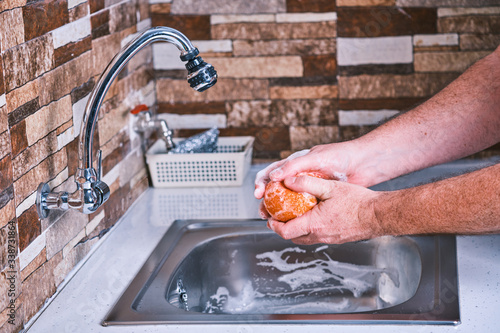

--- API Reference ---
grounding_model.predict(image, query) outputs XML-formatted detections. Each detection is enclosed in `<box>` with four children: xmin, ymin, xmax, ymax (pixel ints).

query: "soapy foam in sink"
<box><xmin>203</xmin><ymin>246</ymin><xmax>399</xmax><ymax>314</ymax></box>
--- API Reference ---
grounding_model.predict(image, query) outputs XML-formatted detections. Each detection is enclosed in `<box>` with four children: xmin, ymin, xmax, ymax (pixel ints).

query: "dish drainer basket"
<box><xmin>146</xmin><ymin>136</ymin><xmax>254</xmax><ymax>188</ymax></box>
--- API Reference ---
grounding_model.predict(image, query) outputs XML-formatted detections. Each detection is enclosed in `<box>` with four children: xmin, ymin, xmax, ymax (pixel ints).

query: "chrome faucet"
<box><xmin>36</xmin><ymin>27</ymin><xmax>217</xmax><ymax>219</ymax></box>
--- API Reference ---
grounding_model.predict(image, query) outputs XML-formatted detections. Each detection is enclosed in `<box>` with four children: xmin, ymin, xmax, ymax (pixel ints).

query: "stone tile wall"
<box><xmin>0</xmin><ymin>0</ymin><xmax>499</xmax><ymax>331</ymax></box>
<box><xmin>0</xmin><ymin>0</ymin><xmax>153</xmax><ymax>331</ymax></box>
<box><xmin>152</xmin><ymin>0</ymin><xmax>500</xmax><ymax>159</ymax></box>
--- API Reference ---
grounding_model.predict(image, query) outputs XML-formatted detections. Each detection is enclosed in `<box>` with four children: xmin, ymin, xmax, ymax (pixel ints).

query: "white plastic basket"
<box><xmin>146</xmin><ymin>136</ymin><xmax>254</xmax><ymax>188</ymax></box>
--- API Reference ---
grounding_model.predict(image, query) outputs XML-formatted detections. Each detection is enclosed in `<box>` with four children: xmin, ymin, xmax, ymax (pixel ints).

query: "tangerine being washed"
<box><xmin>263</xmin><ymin>172</ymin><xmax>328</xmax><ymax>222</ymax></box>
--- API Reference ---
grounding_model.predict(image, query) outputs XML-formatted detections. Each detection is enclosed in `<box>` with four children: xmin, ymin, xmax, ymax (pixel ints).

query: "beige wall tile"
<box><xmin>37</xmin><ymin>51</ymin><xmax>92</xmax><ymax>107</ymax></box>
<box><xmin>25</xmin><ymin>96</ymin><xmax>72</xmax><ymax>146</ymax></box>
<box><xmin>0</xmin><ymin>8</ymin><xmax>24</xmax><ymax>52</ymax></box>
<box><xmin>45</xmin><ymin>210</ymin><xmax>88</xmax><ymax>259</ymax></box>
<box><xmin>339</xmin><ymin>73</ymin><xmax>458</xmax><ymax>99</ymax></box>
<box><xmin>3</xmin><ymin>35</ymin><xmax>53</xmax><ymax>92</ymax></box>
<box><xmin>270</xmin><ymin>85</ymin><xmax>338</xmax><ymax>100</ymax></box>
<box><xmin>12</xmin><ymin>132</ymin><xmax>58</xmax><ymax>180</ymax></box>
<box><xmin>13</xmin><ymin>148</ymin><xmax>67</xmax><ymax>205</ymax></box>
<box><xmin>212</xmin><ymin>21</ymin><xmax>336</xmax><ymax>40</ymax></box>
<box><xmin>5</xmin><ymin>80</ymin><xmax>38</xmax><ymax>113</ymax></box>
<box><xmin>205</xmin><ymin>56</ymin><xmax>303</xmax><ymax>78</ymax></box>
<box><xmin>156</xmin><ymin>78</ymin><xmax>269</xmax><ymax>103</ymax></box>
<box><xmin>233</xmin><ymin>39</ymin><xmax>336</xmax><ymax>56</ymax></box>
<box><xmin>338</xmin><ymin>0</ymin><xmax>395</xmax><ymax>5</ymax></box>
<box><xmin>290</xmin><ymin>126</ymin><xmax>339</xmax><ymax>150</ymax></box>
<box><xmin>414</xmin><ymin>51</ymin><xmax>490</xmax><ymax>72</ymax></box>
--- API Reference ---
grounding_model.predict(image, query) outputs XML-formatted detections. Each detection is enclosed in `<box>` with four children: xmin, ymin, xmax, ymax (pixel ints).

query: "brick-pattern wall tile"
<box><xmin>286</xmin><ymin>0</ymin><xmax>336</xmax><ymax>13</ymax></box>
<box><xmin>171</xmin><ymin>0</ymin><xmax>286</xmax><ymax>15</ymax></box>
<box><xmin>212</xmin><ymin>21</ymin><xmax>336</xmax><ymax>40</ymax></box>
<box><xmin>151</xmin><ymin>14</ymin><xmax>211</xmax><ymax>40</ymax></box>
<box><xmin>0</xmin><ymin>0</ymin><xmax>155</xmax><ymax>328</ymax></box>
<box><xmin>3</xmin><ymin>35</ymin><xmax>54</xmax><ymax>92</ymax></box>
<box><xmin>337</xmin><ymin>7</ymin><xmax>437</xmax><ymax>37</ymax></box>
<box><xmin>54</xmin><ymin>36</ymin><xmax>92</xmax><ymax>68</ymax></box>
<box><xmin>9</xmin><ymin>120</ymin><xmax>28</xmax><ymax>158</ymax></box>
<box><xmin>0</xmin><ymin>8</ymin><xmax>25</xmax><ymax>52</ymax></box>
<box><xmin>17</xmin><ymin>206</ymin><xmax>41</xmax><ymax>252</ymax></box>
<box><xmin>91</xmin><ymin>9</ymin><xmax>110</xmax><ymax>39</ymax></box>
<box><xmin>23</xmin><ymin>0</ymin><xmax>69</xmax><ymax>41</ymax></box>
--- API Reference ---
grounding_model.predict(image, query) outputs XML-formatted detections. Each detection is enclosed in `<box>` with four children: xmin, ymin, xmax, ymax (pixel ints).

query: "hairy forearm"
<box><xmin>373</xmin><ymin>163</ymin><xmax>500</xmax><ymax>236</ymax></box>
<box><xmin>353</xmin><ymin>47</ymin><xmax>500</xmax><ymax>185</ymax></box>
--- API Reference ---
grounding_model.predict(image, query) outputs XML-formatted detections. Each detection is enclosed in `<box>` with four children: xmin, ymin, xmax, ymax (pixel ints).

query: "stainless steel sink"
<box><xmin>103</xmin><ymin>219</ymin><xmax>459</xmax><ymax>325</ymax></box>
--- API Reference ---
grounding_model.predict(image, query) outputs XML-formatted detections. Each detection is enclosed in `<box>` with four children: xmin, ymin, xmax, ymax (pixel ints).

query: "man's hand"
<box><xmin>263</xmin><ymin>174</ymin><xmax>384</xmax><ymax>245</ymax></box>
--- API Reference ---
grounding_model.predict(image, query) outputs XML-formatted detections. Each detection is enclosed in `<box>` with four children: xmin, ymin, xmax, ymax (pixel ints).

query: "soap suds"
<box><xmin>203</xmin><ymin>246</ymin><xmax>399</xmax><ymax>314</ymax></box>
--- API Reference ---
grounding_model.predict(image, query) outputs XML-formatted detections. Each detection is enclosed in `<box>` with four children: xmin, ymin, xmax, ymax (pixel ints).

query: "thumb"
<box><xmin>283</xmin><ymin>175</ymin><xmax>335</xmax><ymax>201</ymax></box>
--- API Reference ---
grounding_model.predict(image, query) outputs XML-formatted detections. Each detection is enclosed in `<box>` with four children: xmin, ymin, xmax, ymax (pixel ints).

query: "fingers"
<box><xmin>259</xmin><ymin>201</ymin><xmax>270</xmax><ymax>219</ymax></box>
<box><xmin>268</xmin><ymin>216</ymin><xmax>311</xmax><ymax>240</ymax></box>
<box><xmin>283</xmin><ymin>175</ymin><xmax>335</xmax><ymax>201</ymax></box>
<box><xmin>254</xmin><ymin>161</ymin><xmax>284</xmax><ymax>199</ymax></box>
<box><xmin>268</xmin><ymin>149</ymin><xmax>311</xmax><ymax>182</ymax></box>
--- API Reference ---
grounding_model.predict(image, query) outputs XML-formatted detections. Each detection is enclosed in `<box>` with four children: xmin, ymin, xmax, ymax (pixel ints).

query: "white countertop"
<box><xmin>26</xmin><ymin>163</ymin><xmax>500</xmax><ymax>333</ymax></box>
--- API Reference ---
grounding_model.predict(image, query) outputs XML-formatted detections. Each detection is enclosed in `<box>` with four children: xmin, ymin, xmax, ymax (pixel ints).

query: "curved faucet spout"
<box><xmin>36</xmin><ymin>26</ymin><xmax>217</xmax><ymax>218</ymax></box>
<box><xmin>79</xmin><ymin>26</ymin><xmax>199</xmax><ymax>172</ymax></box>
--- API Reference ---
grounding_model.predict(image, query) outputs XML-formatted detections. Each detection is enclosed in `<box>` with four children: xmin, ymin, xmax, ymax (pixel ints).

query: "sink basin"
<box><xmin>103</xmin><ymin>219</ymin><xmax>459</xmax><ymax>325</ymax></box>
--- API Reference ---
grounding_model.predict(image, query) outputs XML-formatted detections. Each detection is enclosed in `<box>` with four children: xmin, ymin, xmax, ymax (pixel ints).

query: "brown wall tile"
<box><xmin>157</xmin><ymin>78</ymin><xmax>269</xmax><ymax>103</ymax></box>
<box><xmin>339</xmin><ymin>64</ymin><xmax>413</xmax><ymax>76</ymax></box>
<box><xmin>269</xmin><ymin>76</ymin><xmax>337</xmax><ymax>87</ymax></box>
<box><xmin>13</xmin><ymin>148</ymin><xmax>67</xmax><ymax>205</ymax></box>
<box><xmin>459</xmin><ymin>34</ymin><xmax>500</xmax><ymax>51</ymax></box>
<box><xmin>212</xmin><ymin>21</ymin><xmax>336</xmax><ymax>40</ymax></box>
<box><xmin>151</xmin><ymin>14</ymin><xmax>211</xmax><ymax>40</ymax></box>
<box><xmin>0</xmin><ymin>55</ymin><xmax>4</xmax><ymax>96</ymax></box>
<box><xmin>69</xmin><ymin>2</ymin><xmax>90</xmax><ymax>22</ymax></box>
<box><xmin>110</xmin><ymin>1</ymin><xmax>137</xmax><ymax>34</ymax></box>
<box><xmin>0</xmin><ymin>131</ymin><xmax>10</xmax><ymax>160</ymax></box>
<box><xmin>0</xmin><ymin>8</ymin><xmax>25</xmax><ymax>52</ymax></box>
<box><xmin>102</xmin><ymin>137</ymin><xmax>131</xmax><ymax>175</ymax></box>
<box><xmin>0</xmin><ymin>155</ymin><xmax>13</xmax><ymax>191</ymax></box>
<box><xmin>414</xmin><ymin>51</ymin><xmax>490</xmax><ymax>73</ymax></box>
<box><xmin>337</xmin><ymin>7</ymin><xmax>437</xmax><ymax>37</ymax></box>
<box><xmin>71</xmin><ymin>77</ymin><xmax>95</xmax><ymax>104</ymax></box>
<box><xmin>19</xmin><ymin>253</ymin><xmax>60</xmax><ymax>321</ymax></box>
<box><xmin>290</xmin><ymin>125</ymin><xmax>339</xmax><ymax>150</ymax></box>
<box><xmin>17</xmin><ymin>206</ymin><xmax>41</xmax><ymax>252</ymax></box>
<box><xmin>7</xmin><ymin>98</ymin><xmax>40</xmax><ymax>128</ymax></box>
<box><xmin>339</xmin><ymin>97</ymin><xmax>425</xmax><ymax>111</ymax></box>
<box><xmin>89</xmin><ymin>0</ymin><xmax>104</xmax><ymax>13</ymax></box>
<box><xmin>3</xmin><ymin>35</ymin><xmax>54</xmax><ymax>92</ymax></box>
<box><xmin>233</xmin><ymin>39</ymin><xmax>336</xmax><ymax>57</ymax></box>
<box><xmin>438</xmin><ymin>16</ymin><xmax>500</xmax><ymax>34</ymax></box>
<box><xmin>270</xmin><ymin>85</ymin><xmax>338</xmax><ymax>100</ymax></box>
<box><xmin>0</xmin><ymin>186</ymin><xmax>14</xmax><ymax>216</ymax></box>
<box><xmin>37</xmin><ymin>51</ymin><xmax>93</xmax><ymax>106</ymax></box>
<box><xmin>91</xmin><ymin>9</ymin><xmax>110</xmax><ymax>39</ymax></box>
<box><xmin>5</xmin><ymin>80</ymin><xmax>38</xmax><ymax>114</ymax></box>
<box><xmin>54</xmin><ymin>36</ymin><xmax>92</xmax><ymax>68</ymax></box>
<box><xmin>302</xmin><ymin>54</ymin><xmax>336</xmax><ymax>77</ymax></box>
<box><xmin>339</xmin><ymin>73</ymin><xmax>458</xmax><ymax>99</ymax></box>
<box><xmin>23</xmin><ymin>0</ymin><xmax>69</xmax><ymax>41</ymax></box>
<box><xmin>286</xmin><ymin>0</ymin><xmax>336</xmax><ymax>12</ymax></box>
<box><xmin>158</xmin><ymin>102</ymin><xmax>225</xmax><ymax>115</ymax></box>
<box><xmin>150</xmin><ymin>3</ymin><xmax>171</xmax><ymax>14</ymax></box>
<box><xmin>12</xmin><ymin>131</ymin><xmax>58</xmax><ymax>181</ymax></box>
<box><xmin>339</xmin><ymin>125</ymin><xmax>377</xmax><ymax>141</ymax></box>
<box><xmin>9</xmin><ymin>120</ymin><xmax>28</xmax><ymax>157</ymax></box>
<box><xmin>21</xmin><ymin>248</ymin><xmax>46</xmax><ymax>282</ymax></box>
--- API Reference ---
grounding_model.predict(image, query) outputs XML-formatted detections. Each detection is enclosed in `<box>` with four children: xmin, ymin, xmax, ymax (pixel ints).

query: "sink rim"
<box><xmin>102</xmin><ymin>219</ymin><xmax>460</xmax><ymax>326</ymax></box>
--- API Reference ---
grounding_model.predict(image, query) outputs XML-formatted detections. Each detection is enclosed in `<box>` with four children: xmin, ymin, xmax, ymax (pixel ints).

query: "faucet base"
<box><xmin>36</xmin><ymin>183</ymin><xmax>51</xmax><ymax>219</ymax></box>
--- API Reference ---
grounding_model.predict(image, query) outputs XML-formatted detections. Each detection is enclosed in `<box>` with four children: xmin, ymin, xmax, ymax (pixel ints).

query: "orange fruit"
<box><xmin>263</xmin><ymin>172</ymin><xmax>328</xmax><ymax>222</ymax></box>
